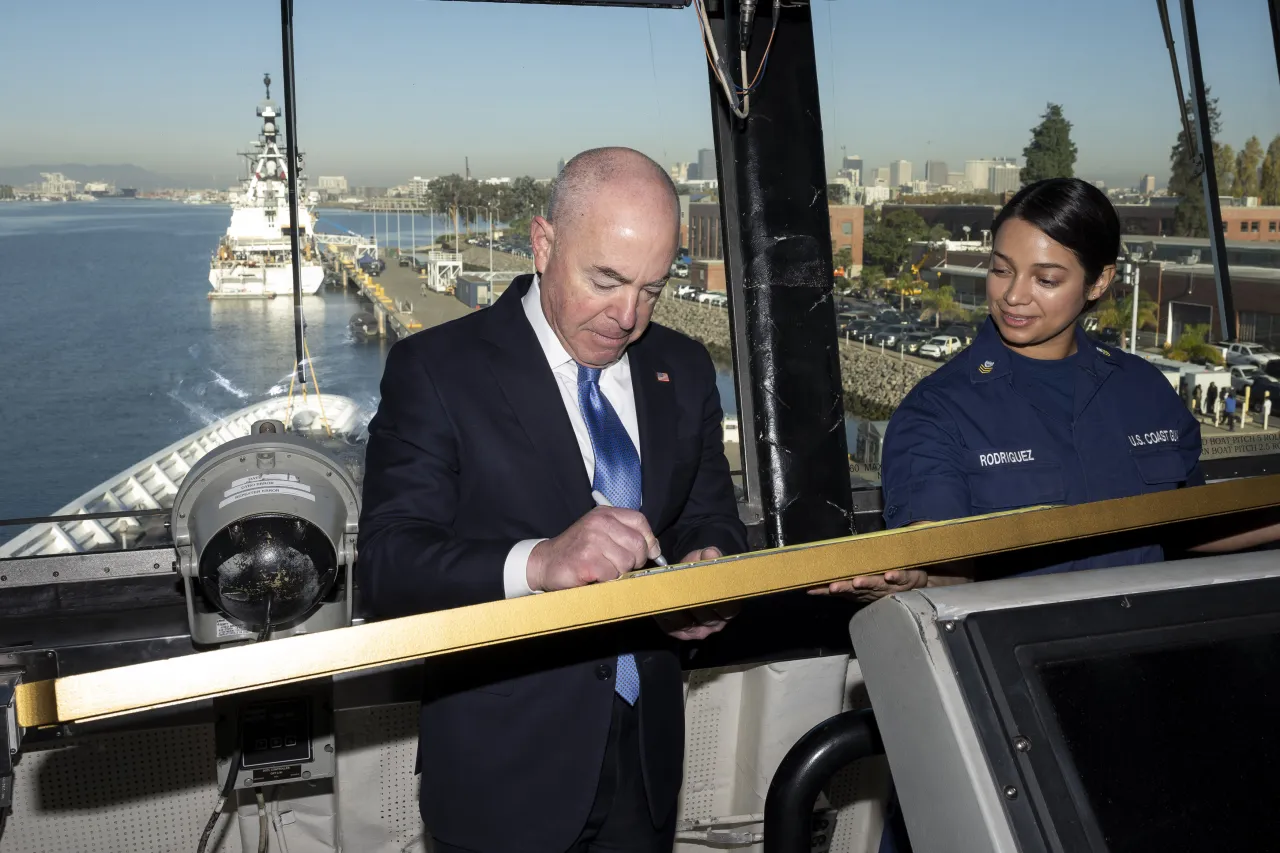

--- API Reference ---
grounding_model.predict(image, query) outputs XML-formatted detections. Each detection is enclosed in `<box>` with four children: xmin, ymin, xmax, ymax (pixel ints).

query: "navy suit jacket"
<box><xmin>357</xmin><ymin>275</ymin><xmax>747</xmax><ymax>853</ymax></box>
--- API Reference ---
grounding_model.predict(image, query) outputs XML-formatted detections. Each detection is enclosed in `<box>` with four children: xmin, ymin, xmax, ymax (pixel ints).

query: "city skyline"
<box><xmin>2</xmin><ymin>0</ymin><xmax>1278</xmax><ymax>190</ymax></box>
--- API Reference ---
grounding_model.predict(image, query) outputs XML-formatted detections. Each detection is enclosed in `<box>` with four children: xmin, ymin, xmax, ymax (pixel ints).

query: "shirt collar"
<box><xmin>522</xmin><ymin>274</ymin><xmax>576</xmax><ymax>372</ymax></box>
<box><xmin>521</xmin><ymin>274</ymin><xmax>630</xmax><ymax>374</ymax></box>
<box><xmin>968</xmin><ymin>316</ymin><xmax>1116</xmax><ymax>384</ymax></box>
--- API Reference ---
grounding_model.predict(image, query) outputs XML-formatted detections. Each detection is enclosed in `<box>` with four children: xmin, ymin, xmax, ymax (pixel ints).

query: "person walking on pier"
<box><xmin>358</xmin><ymin>147</ymin><xmax>746</xmax><ymax>853</ymax></box>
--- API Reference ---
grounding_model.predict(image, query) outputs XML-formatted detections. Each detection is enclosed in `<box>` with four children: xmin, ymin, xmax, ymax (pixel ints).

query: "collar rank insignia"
<box><xmin>1095</xmin><ymin>346</ymin><xmax>1111</xmax><ymax>357</ymax></box>
<box><xmin>977</xmin><ymin>360</ymin><xmax>995</xmax><ymax>374</ymax></box>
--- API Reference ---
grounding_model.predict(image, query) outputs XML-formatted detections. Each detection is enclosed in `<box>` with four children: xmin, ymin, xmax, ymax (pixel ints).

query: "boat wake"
<box><xmin>209</xmin><ymin>369</ymin><xmax>250</xmax><ymax>400</ymax></box>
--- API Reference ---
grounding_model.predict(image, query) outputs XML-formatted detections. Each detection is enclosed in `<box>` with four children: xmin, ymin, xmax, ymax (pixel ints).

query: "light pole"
<box><xmin>488</xmin><ymin>207</ymin><xmax>497</xmax><ymax>274</ymax></box>
<box><xmin>1123</xmin><ymin>250</ymin><xmax>1144</xmax><ymax>355</ymax></box>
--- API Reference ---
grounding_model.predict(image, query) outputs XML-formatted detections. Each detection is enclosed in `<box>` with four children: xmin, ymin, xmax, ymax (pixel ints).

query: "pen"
<box><xmin>591</xmin><ymin>489</ymin><xmax>669</xmax><ymax>566</ymax></box>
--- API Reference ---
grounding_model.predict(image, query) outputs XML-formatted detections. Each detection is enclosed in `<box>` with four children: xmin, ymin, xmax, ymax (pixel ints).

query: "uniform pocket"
<box><xmin>969</xmin><ymin>462</ymin><xmax>1065</xmax><ymax>509</ymax></box>
<box><xmin>1130</xmin><ymin>447</ymin><xmax>1187</xmax><ymax>486</ymax></box>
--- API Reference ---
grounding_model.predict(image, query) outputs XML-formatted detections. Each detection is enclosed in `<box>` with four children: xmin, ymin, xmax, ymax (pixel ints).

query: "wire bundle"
<box><xmin>692</xmin><ymin>0</ymin><xmax>780</xmax><ymax>120</ymax></box>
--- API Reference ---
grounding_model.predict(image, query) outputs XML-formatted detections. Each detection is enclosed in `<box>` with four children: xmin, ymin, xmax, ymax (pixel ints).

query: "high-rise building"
<box><xmin>842</xmin><ymin>154</ymin><xmax>864</xmax><ymax>185</ymax></box>
<box><xmin>890</xmin><ymin>160</ymin><xmax>912</xmax><ymax>187</ymax></box>
<box><xmin>1140</xmin><ymin>174</ymin><xmax>1157</xmax><ymax>194</ymax></box>
<box><xmin>988</xmin><ymin>163</ymin><xmax>1022</xmax><ymax>194</ymax></box>
<box><xmin>965</xmin><ymin>158</ymin><xmax>1018</xmax><ymax>192</ymax></box>
<box><xmin>947</xmin><ymin>171</ymin><xmax>965</xmax><ymax>189</ymax></box>
<box><xmin>925</xmin><ymin>161</ymin><xmax>949</xmax><ymax>185</ymax></box>
<box><xmin>408</xmin><ymin>176</ymin><xmax>432</xmax><ymax>199</ymax></box>
<box><xmin>697</xmin><ymin>149</ymin><xmax>717</xmax><ymax>184</ymax></box>
<box><xmin>669</xmin><ymin>162</ymin><xmax>690</xmax><ymax>183</ymax></box>
<box><xmin>317</xmin><ymin>176</ymin><xmax>348</xmax><ymax>192</ymax></box>
<box><xmin>556</xmin><ymin>158</ymin><xmax>567</xmax><ymax>175</ymax></box>
<box><xmin>872</xmin><ymin>166</ymin><xmax>891</xmax><ymax>186</ymax></box>
<box><xmin>686</xmin><ymin>163</ymin><xmax>700</xmax><ymax>181</ymax></box>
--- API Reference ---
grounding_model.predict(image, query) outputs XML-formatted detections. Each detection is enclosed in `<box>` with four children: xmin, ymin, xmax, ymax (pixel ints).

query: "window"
<box><xmin>842</xmin><ymin>222</ymin><xmax>853</xmax><ymax>235</ymax></box>
<box><xmin>1270</xmin><ymin>222</ymin><xmax>1277</xmax><ymax>232</ymax></box>
<box><xmin>1242</xmin><ymin>221</ymin><xmax>1251</xmax><ymax>232</ymax></box>
<box><xmin>1252</xmin><ymin>221</ymin><xmax>1260</xmax><ymax>232</ymax></box>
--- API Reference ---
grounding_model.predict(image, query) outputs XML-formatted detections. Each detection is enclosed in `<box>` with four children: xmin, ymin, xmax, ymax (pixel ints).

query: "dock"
<box><xmin>329</xmin><ymin>251</ymin><xmax>473</xmax><ymax>339</ymax></box>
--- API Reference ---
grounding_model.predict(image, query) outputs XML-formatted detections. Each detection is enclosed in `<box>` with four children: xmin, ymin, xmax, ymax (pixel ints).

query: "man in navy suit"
<box><xmin>357</xmin><ymin>147</ymin><xmax>748</xmax><ymax>853</ymax></box>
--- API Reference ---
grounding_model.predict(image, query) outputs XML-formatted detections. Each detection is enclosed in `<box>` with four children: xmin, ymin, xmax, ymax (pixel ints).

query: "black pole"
<box><xmin>707</xmin><ymin>0</ymin><xmax>854</xmax><ymax>547</ymax></box>
<box><xmin>1179</xmin><ymin>0</ymin><xmax>1236</xmax><ymax>342</ymax></box>
<box><xmin>279</xmin><ymin>0</ymin><xmax>307</xmax><ymax>383</ymax></box>
<box><xmin>763</xmin><ymin>709</ymin><xmax>884</xmax><ymax>853</ymax></box>
<box><xmin>1269</xmin><ymin>0</ymin><xmax>1280</xmax><ymax>93</ymax></box>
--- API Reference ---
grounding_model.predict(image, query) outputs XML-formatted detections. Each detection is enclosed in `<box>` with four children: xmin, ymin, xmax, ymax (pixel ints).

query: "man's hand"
<box><xmin>527</xmin><ymin>507</ymin><xmax>662</xmax><ymax>592</ymax></box>
<box><xmin>655</xmin><ymin>547</ymin><xmax>739</xmax><ymax>639</ymax></box>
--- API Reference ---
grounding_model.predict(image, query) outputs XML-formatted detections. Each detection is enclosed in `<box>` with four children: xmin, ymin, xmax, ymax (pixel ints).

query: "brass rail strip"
<box><xmin>18</xmin><ymin>475</ymin><xmax>1280</xmax><ymax>727</ymax></box>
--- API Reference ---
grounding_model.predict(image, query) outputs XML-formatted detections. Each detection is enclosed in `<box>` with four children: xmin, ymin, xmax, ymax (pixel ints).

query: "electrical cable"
<box><xmin>255</xmin><ymin>788</ymin><xmax>268</xmax><ymax>853</ymax></box>
<box><xmin>196</xmin><ymin>744</ymin><xmax>243</xmax><ymax>853</ymax></box>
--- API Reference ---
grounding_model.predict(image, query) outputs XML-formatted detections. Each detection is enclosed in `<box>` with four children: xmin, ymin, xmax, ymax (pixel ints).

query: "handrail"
<box><xmin>763</xmin><ymin>710</ymin><xmax>883</xmax><ymax>853</ymax></box>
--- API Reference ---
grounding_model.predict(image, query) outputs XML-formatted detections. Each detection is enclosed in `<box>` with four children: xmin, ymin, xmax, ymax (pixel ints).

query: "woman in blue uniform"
<box><xmin>823</xmin><ymin>177</ymin><xmax>1278</xmax><ymax>600</ymax></box>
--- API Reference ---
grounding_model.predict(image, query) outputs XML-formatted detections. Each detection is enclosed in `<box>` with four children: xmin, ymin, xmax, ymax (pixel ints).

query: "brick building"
<box><xmin>687</xmin><ymin>201</ymin><xmax>863</xmax><ymax>264</ymax></box>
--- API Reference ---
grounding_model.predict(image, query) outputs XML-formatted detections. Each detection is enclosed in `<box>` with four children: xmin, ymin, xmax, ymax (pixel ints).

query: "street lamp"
<box><xmin>1121</xmin><ymin>248</ymin><xmax>1145</xmax><ymax>355</ymax></box>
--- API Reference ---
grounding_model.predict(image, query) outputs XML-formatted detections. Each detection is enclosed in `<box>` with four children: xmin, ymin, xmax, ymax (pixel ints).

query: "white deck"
<box><xmin>0</xmin><ymin>394</ymin><xmax>366</xmax><ymax>559</ymax></box>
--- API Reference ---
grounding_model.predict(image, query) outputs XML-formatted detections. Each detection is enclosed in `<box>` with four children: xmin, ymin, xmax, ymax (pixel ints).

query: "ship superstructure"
<box><xmin>209</xmin><ymin>74</ymin><xmax>323</xmax><ymax>296</ymax></box>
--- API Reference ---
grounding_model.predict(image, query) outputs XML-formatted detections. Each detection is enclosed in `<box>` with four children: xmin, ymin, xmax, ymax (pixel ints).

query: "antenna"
<box><xmin>465</xmin><ymin>157</ymin><xmax>471</xmax><ymax>181</ymax></box>
<box><xmin>264</xmin><ymin>73</ymin><xmax>271</xmax><ymax>100</ymax></box>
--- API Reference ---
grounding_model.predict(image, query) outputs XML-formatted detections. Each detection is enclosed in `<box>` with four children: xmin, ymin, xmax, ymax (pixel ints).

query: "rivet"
<box><xmin>52</xmin><ymin>571</ymin><xmax>59</xmax><ymax>577</ymax></box>
<box><xmin>942</xmin><ymin>621</ymin><xmax>955</xmax><ymax>633</ymax></box>
<box><xmin>1013</xmin><ymin>736</ymin><xmax>1031</xmax><ymax>752</ymax></box>
<box><xmin>324</xmin><ymin>744</ymin><xmax>333</xmax><ymax>753</ymax></box>
<box><xmin>153</xmin><ymin>563</ymin><xmax>160</xmax><ymax>569</ymax></box>
<box><xmin>302</xmin><ymin>771</ymin><xmax>311</xmax><ymax>779</ymax></box>
<box><xmin>244</xmin><ymin>777</ymin><xmax>253</xmax><ymax>786</ymax></box>
<box><xmin>1003</xmin><ymin>786</ymin><xmax>1018</xmax><ymax>800</ymax></box>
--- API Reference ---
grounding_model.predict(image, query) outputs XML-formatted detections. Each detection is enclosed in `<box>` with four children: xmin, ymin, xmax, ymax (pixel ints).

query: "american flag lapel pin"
<box><xmin>656</xmin><ymin>371</ymin><xmax>670</xmax><ymax>382</ymax></box>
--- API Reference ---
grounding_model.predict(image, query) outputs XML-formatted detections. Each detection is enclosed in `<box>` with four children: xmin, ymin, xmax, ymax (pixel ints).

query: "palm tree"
<box><xmin>1164</xmin><ymin>324</ymin><xmax>1225</xmax><ymax>366</ymax></box>
<box><xmin>920</xmin><ymin>285</ymin><xmax>959</xmax><ymax>328</ymax></box>
<box><xmin>1093</xmin><ymin>291</ymin><xmax>1158</xmax><ymax>349</ymax></box>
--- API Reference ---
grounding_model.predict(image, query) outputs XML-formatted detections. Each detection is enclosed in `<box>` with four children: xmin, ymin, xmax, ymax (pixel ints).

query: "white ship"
<box><xmin>209</xmin><ymin>74</ymin><xmax>324</xmax><ymax>297</ymax></box>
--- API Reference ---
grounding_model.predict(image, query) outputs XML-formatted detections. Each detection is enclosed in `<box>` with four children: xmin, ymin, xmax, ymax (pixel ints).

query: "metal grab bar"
<box><xmin>763</xmin><ymin>708</ymin><xmax>884</xmax><ymax>853</ymax></box>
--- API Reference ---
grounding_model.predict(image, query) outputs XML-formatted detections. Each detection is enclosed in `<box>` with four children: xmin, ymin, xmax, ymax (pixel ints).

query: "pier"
<box><xmin>328</xmin><ymin>251</ymin><xmax>472</xmax><ymax>339</ymax></box>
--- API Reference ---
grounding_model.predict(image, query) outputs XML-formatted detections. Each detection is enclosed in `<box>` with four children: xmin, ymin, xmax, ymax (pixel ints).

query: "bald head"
<box><xmin>547</xmin><ymin>147</ymin><xmax>680</xmax><ymax>243</ymax></box>
<box><xmin>531</xmin><ymin>147</ymin><xmax>682</xmax><ymax>368</ymax></box>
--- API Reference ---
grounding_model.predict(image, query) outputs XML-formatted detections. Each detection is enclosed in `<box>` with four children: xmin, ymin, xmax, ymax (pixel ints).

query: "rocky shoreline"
<box><xmin>653</xmin><ymin>294</ymin><xmax>936</xmax><ymax>419</ymax></box>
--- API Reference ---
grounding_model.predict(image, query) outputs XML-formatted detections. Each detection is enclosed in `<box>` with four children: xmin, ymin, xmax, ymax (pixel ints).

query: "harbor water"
<box><xmin>3</xmin><ymin>200</ymin><xmax>843</xmax><ymax>545</ymax></box>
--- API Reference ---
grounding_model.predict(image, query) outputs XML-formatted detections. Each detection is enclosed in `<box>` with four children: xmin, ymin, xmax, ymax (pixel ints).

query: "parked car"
<box><xmin>872</xmin><ymin>325</ymin><xmax>911</xmax><ymax>348</ymax></box>
<box><xmin>1230</xmin><ymin>364</ymin><xmax>1259</xmax><ymax>393</ymax></box>
<box><xmin>670</xmin><ymin>262</ymin><xmax>690</xmax><ymax>279</ymax></box>
<box><xmin>920</xmin><ymin>335</ymin><xmax>963</xmax><ymax>360</ymax></box>
<box><xmin>940</xmin><ymin>324</ymin><xmax>976</xmax><ymax>346</ymax></box>
<box><xmin>1247</xmin><ymin>374</ymin><xmax>1280</xmax><ymax>410</ymax></box>
<box><xmin>901</xmin><ymin>331</ymin><xmax>933</xmax><ymax>355</ymax></box>
<box><xmin>703</xmin><ymin>292</ymin><xmax>728</xmax><ymax>308</ymax></box>
<box><xmin>696</xmin><ymin>290</ymin><xmax>721</xmax><ymax>304</ymax></box>
<box><xmin>674</xmin><ymin>283</ymin><xmax>699</xmax><ymax>299</ymax></box>
<box><xmin>1225</xmin><ymin>341</ymin><xmax>1280</xmax><ymax>367</ymax></box>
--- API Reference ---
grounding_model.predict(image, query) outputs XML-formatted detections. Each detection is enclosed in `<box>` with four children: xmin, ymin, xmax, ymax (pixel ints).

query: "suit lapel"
<box><xmin>480</xmin><ymin>278</ymin><xmax>592</xmax><ymax>520</ymax></box>
<box><xmin>630</xmin><ymin>342</ymin><xmax>678</xmax><ymax>528</ymax></box>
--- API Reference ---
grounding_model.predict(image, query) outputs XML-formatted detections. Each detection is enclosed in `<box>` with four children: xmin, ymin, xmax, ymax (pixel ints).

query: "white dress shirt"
<box><xmin>501</xmin><ymin>275</ymin><xmax>642</xmax><ymax>597</ymax></box>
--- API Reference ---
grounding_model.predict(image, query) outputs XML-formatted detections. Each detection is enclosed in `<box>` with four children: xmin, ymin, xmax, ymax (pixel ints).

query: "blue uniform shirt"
<box><xmin>881</xmin><ymin>317</ymin><xmax>1205</xmax><ymax>576</ymax></box>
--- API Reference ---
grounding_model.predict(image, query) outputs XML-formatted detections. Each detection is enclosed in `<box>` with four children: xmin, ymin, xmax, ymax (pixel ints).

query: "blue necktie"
<box><xmin>578</xmin><ymin>365</ymin><xmax>642</xmax><ymax>706</ymax></box>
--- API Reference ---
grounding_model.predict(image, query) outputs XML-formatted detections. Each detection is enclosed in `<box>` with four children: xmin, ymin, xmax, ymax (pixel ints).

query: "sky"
<box><xmin>2</xmin><ymin>0</ymin><xmax>1278</xmax><ymax>189</ymax></box>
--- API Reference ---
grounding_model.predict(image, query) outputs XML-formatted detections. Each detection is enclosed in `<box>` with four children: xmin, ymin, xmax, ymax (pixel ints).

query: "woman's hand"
<box><xmin>809</xmin><ymin>570</ymin><xmax>971</xmax><ymax>603</ymax></box>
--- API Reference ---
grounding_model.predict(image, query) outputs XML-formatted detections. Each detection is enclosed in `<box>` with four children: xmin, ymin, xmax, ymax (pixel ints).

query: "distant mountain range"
<box><xmin>0</xmin><ymin>164</ymin><xmax>237</xmax><ymax>191</ymax></box>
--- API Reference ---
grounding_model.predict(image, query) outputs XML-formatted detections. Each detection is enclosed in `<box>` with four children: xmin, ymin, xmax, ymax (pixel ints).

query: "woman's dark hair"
<box><xmin>992</xmin><ymin>177</ymin><xmax>1121</xmax><ymax>288</ymax></box>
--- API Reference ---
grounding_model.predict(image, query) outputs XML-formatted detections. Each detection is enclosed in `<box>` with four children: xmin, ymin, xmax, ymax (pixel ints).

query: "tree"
<box><xmin>827</xmin><ymin>183</ymin><xmax>850</xmax><ymax>205</ymax></box>
<box><xmin>1021</xmin><ymin>103</ymin><xmax>1078</xmax><ymax>185</ymax></box>
<box><xmin>927</xmin><ymin>223</ymin><xmax>951</xmax><ymax>242</ymax></box>
<box><xmin>1169</xmin><ymin>92</ymin><xmax>1223</xmax><ymax>237</ymax></box>
<box><xmin>833</xmin><ymin>246</ymin><xmax>853</xmax><ymax>272</ymax></box>
<box><xmin>862</xmin><ymin>209</ymin><xmax>928</xmax><ymax>274</ymax></box>
<box><xmin>858</xmin><ymin>265</ymin><xmax>886</xmax><ymax>296</ymax></box>
<box><xmin>1215</xmin><ymin>144</ymin><xmax>1236</xmax><ymax>197</ymax></box>
<box><xmin>920</xmin><ymin>285</ymin><xmax>960</xmax><ymax>328</ymax></box>
<box><xmin>1094</xmin><ymin>290</ymin><xmax>1158</xmax><ymax>350</ymax></box>
<box><xmin>1235</xmin><ymin>136</ymin><xmax>1264</xmax><ymax>198</ymax></box>
<box><xmin>1261</xmin><ymin>135</ymin><xmax>1280</xmax><ymax>205</ymax></box>
<box><xmin>1164</xmin><ymin>324</ymin><xmax>1224</xmax><ymax>366</ymax></box>
<box><xmin>891</xmin><ymin>269</ymin><xmax>916</xmax><ymax>312</ymax></box>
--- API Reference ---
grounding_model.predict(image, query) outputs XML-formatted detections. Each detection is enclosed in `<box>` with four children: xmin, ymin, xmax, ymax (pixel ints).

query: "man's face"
<box><xmin>531</xmin><ymin>189</ymin><xmax>677</xmax><ymax>368</ymax></box>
